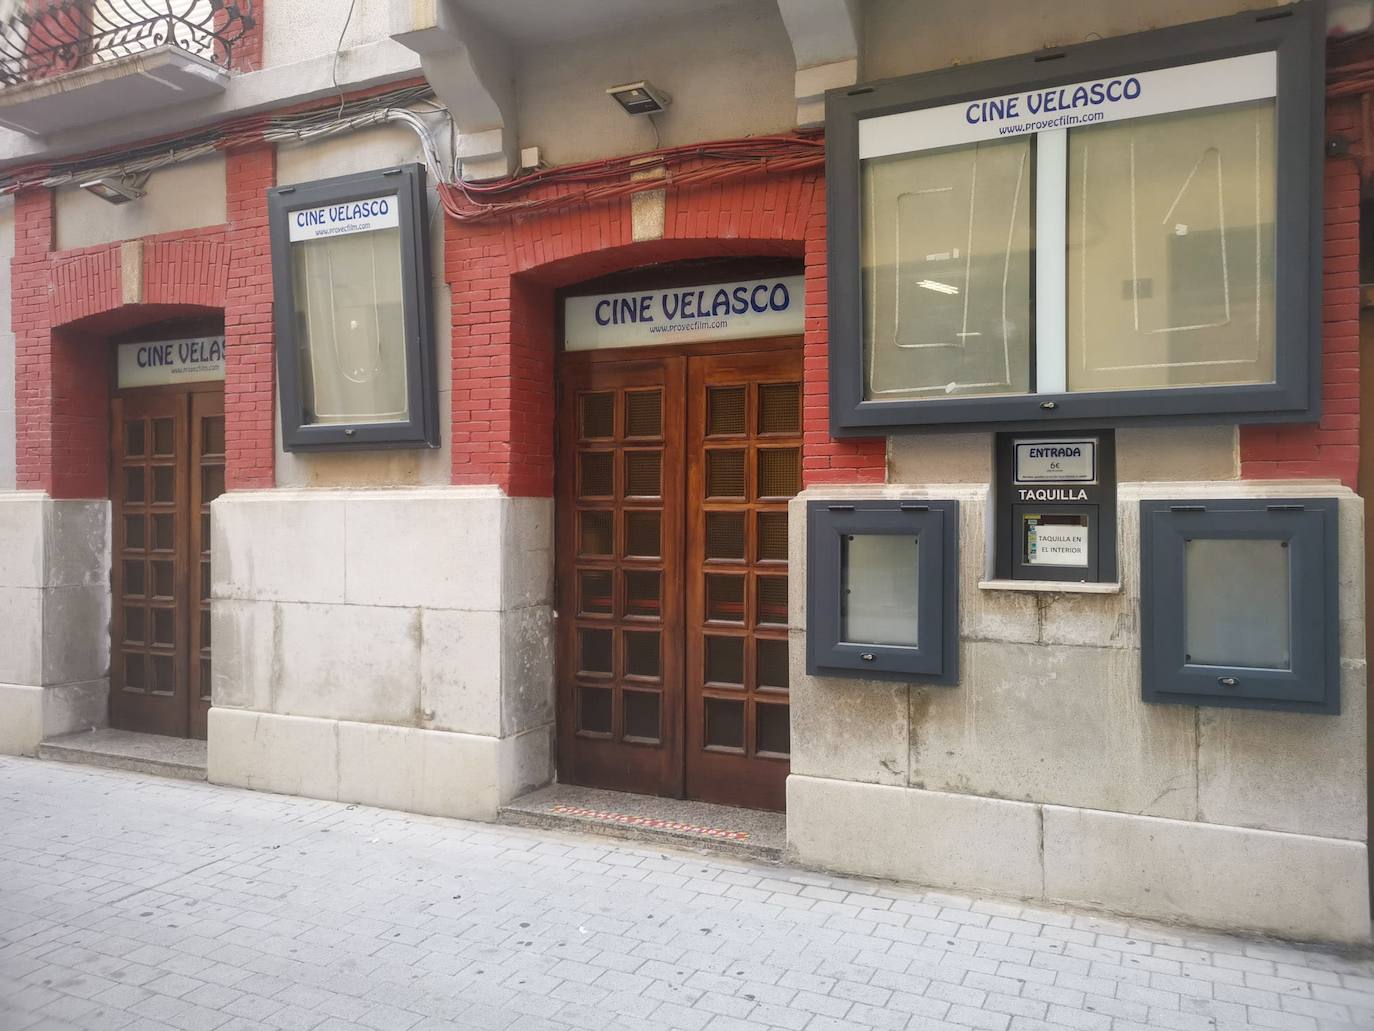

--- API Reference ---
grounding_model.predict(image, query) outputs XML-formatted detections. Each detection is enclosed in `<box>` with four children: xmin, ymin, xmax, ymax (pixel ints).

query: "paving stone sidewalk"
<box><xmin>1</xmin><ymin>757</ymin><xmax>1371</xmax><ymax>1031</ymax></box>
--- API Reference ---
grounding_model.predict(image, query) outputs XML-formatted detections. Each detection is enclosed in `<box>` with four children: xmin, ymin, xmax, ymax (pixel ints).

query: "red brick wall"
<box><xmin>445</xmin><ymin>168</ymin><xmax>887</xmax><ymax>497</ymax></box>
<box><xmin>1239</xmin><ymin>98</ymin><xmax>1360</xmax><ymax>487</ymax></box>
<box><xmin>223</xmin><ymin>145</ymin><xmax>276</xmax><ymax>490</ymax></box>
<box><xmin>11</xmin><ymin>145</ymin><xmax>275</xmax><ymax>497</ymax></box>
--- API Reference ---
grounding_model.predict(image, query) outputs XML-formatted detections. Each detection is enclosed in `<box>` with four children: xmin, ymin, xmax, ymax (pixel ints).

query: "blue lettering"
<box><xmin>711</xmin><ymin>288</ymin><xmax>731</xmax><ymax>317</ymax></box>
<box><xmin>595</xmin><ymin>299</ymin><xmax>611</xmax><ymax>326</ymax></box>
<box><xmin>750</xmin><ymin>284</ymin><xmax>769</xmax><ymax>314</ymax></box>
<box><xmin>965</xmin><ymin>102</ymin><xmax>981</xmax><ymax>124</ymax></box>
<box><xmin>769</xmin><ymin>283</ymin><xmax>789</xmax><ymax>312</ymax></box>
<box><xmin>1089</xmin><ymin>82</ymin><xmax>1105</xmax><ymax>104</ymax></box>
<box><xmin>1124</xmin><ymin>76</ymin><xmax>1141</xmax><ymax>100</ymax></box>
<box><xmin>681</xmin><ymin>292</ymin><xmax>697</xmax><ymax>320</ymax></box>
<box><xmin>638</xmin><ymin>295</ymin><xmax>654</xmax><ymax>323</ymax></box>
<box><xmin>661</xmin><ymin>292</ymin><xmax>680</xmax><ymax>320</ymax></box>
<box><xmin>732</xmin><ymin>286</ymin><xmax>749</xmax><ymax>315</ymax></box>
<box><xmin>1106</xmin><ymin>79</ymin><xmax>1123</xmax><ymax>102</ymax></box>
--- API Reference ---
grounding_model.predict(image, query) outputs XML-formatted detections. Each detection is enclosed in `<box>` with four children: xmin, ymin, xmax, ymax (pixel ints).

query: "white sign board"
<box><xmin>859</xmin><ymin>51</ymin><xmax>1277</xmax><ymax>158</ymax></box>
<box><xmin>1014</xmin><ymin>439</ymin><xmax>1097</xmax><ymax>483</ymax></box>
<box><xmin>564</xmin><ymin>275</ymin><xmax>805</xmax><ymax>351</ymax></box>
<box><xmin>117</xmin><ymin>337</ymin><xmax>225</xmax><ymax>389</ymax></box>
<box><xmin>287</xmin><ymin>194</ymin><xmax>399</xmax><ymax>242</ymax></box>
<box><xmin>1027</xmin><ymin>522</ymin><xmax>1090</xmax><ymax>568</ymax></box>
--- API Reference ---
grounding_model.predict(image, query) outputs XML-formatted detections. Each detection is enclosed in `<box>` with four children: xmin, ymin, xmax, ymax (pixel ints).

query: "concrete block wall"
<box><xmin>208</xmin><ymin>487</ymin><xmax>555</xmax><ymax>820</ymax></box>
<box><xmin>0</xmin><ymin>492</ymin><xmax>110</xmax><ymax>755</ymax></box>
<box><xmin>784</xmin><ymin>465</ymin><xmax>1370</xmax><ymax>944</ymax></box>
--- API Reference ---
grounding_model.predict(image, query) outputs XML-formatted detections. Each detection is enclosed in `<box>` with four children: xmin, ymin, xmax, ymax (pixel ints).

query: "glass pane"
<box><xmin>151</xmin><ymin>655</ymin><xmax>174</xmax><ymax>695</ymax></box>
<box><xmin>706</xmin><ymin>512</ymin><xmax>746</xmax><ymax>560</ymax></box>
<box><xmin>708</xmin><ymin>386</ymin><xmax>746</xmax><ymax>436</ymax></box>
<box><xmin>152</xmin><ymin>419</ymin><xmax>175</xmax><ymax>456</ymax></box>
<box><xmin>200</xmin><ymin>659</ymin><xmax>212</xmax><ymax>701</ymax></box>
<box><xmin>758</xmin><ymin>383</ymin><xmax>801</xmax><ymax>434</ymax></box>
<box><xmin>152</xmin><ymin>514</ymin><xmax>174</xmax><ymax>552</ymax></box>
<box><xmin>202</xmin><ymin>465</ymin><xmax>225</xmax><ymax>503</ymax></box>
<box><xmin>202</xmin><ymin>417</ymin><xmax>226</xmax><ymax>456</ymax></box>
<box><xmin>124</xmin><ymin>421</ymin><xmax>145</xmax><ymax>457</ymax></box>
<box><xmin>706</xmin><ymin>450</ymin><xmax>746</xmax><ymax>498</ymax></box>
<box><xmin>152</xmin><ymin>608</ymin><xmax>174</xmax><ymax>647</ymax></box>
<box><xmin>623</xmin><ymin>690</ymin><xmax>661</xmax><ymax>742</ymax></box>
<box><xmin>123</xmin><ymin>653</ymin><xmax>145</xmax><ymax>691</ymax></box>
<box><xmin>842</xmin><ymin>534</ymin><xmax>920</xmax><ymax>646</ymax></box>
<box><xmin>291</xmin><ymin>225</ymin><xmax>409</xmax><ymax>425</ymax></box>
<box><xmin>122</xmin><ymin>560</ymin><xmax>146</xmax><ymax>598</ymax></box>
<box><xmin>201</xmin><ymin>609</ymin><xmax>212</xmax><ymax>648</ymax></box>
<box><xmin>625</xmin><ymin>390</ymin><xmax>662</xmax><ymax>438</ymax></box>
<box><xmin>757</xmin><ymin>512</ymin><xmax>788</xmax><ymax>562</ymax></box>
<box><xmin>123</xmin><ymin>607</ymin><xmax>145</xmax><ymax>645</ymax></box>
<box><xmin>578</xmin><ymin>570</ymin><xmax>613</xmax><ymax>616</ymax></box>
<box><xmin>756</xmin><ymin>576</ymin><xmax>788</xmax><ymax>626</ymax></box>
<box><xmin>706</xmin><ymin>574</ymin><xmax>745</xmax><ymax>623</ymax></box>
<box><xmin>624</xmin><ymin>631</ymin><xmax>661</xmax><ymax>679</ymax></box>
<box><xmin>624</xmin><ymin>570</ymin><xmax>661</xmax><ymax>618</ymax></box>
<box><xmin>862</xmin><ymin>137</ymin><xmax>1032</xmax><ymax>400</ymax></box>
<box><xmin>757</xmin><ymin>638</ymin><xmax>789</xmax><ymax>691</ymax></box>
<box><xmin>704</xmin><ymin>697</ymin><xmax>745</xmax><ymax>751</ymax></box>
<box><xmin>153</xmin><ymin>466</ymin><xmax>174</xmax><ymax>504</ymax></box>
<box><xmin>580</xmin><ymin>392</ymin><xmax>614</xmax><ymax>439</ymax></box>
<box><xmin>200</xmin><ymin>561</ymin><xmax>211</xmax><ymax>602</ymax></box>
<box><xmin>124</xmin><ymin>468</ymin><xmax>145</xmax><ymax>504</ymax></box>
<box><xmin>579</xmin><ymin>686</ymin><xmax>612</xmax><ymax>734</ymax></box>
<box><xmin>579</xmin><ymin>511</ymin><xmax>613</xmax><ymax>556</ymax></box>
<box><xmin>1067</xmin><ymin>101</ymin><xmax>1276</xmax><ymax>392</ymax></box>
<box><xmin>1185</xmin><ymin>538</ymin><xmax>1290</xmax><ymax>669</ymax></box>
<box><xmin>578</xmin><ymin>629</ymin><xmax>613</xmax><ymax>676</ymax></box>
<box><xmin>152</xmin><ymin>561</ymin><xmax>174</xmax><ymax>599</ymax></box>
<box><xmin>624</xmin><ymin>451</ymin><xmax>661</xmax><ymax>498</ymax></box>
<box><xmin>578</xmin><ymin>452</ymin><xmax>614</xmax><ymax>498</ymax></box>
<box><xmin>124</xmin><ymin>515</ymin><xmax>145</xmax><ymax>552</ymax></box>
<box><xmin>704</xmin><ymin>635</ymin><xmax>744</xmax><ymax>686</ymax></box>
<box><xmin>624</xmin><ymin>512</ymin><xmax>661</xmax><ymax>558</ymax></box>
<box><xmin>757</xmin><ymin>449</ymin><xmax>801</xmax><ymax>498</ymax></box>
<box><xmin>756</xmin><ymin>702</ymin><xmax>790</xmax><ymax>756</ymax></box>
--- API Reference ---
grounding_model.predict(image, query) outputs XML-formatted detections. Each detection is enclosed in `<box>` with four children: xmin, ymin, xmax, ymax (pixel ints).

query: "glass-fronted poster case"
<box><xmin>826</xmin><ymin>4</ymin><xmax>1322</xmax><ymax>431</ymax></box>
<box><xmin>268</xmin><ymin>164</ymin><xmax>439</xmax><ymax>450</ymax></box>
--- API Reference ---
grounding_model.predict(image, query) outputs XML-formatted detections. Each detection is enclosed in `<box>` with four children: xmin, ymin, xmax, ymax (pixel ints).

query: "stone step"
<box><xmin>38</xmin><ymin>728</ymin><xmax>207</xmax><ymax>782</ymax></box>
<box><xmin>499</xmin><ymin>784</ymin><xmax>785</xmax><ymax>862</ymax></box>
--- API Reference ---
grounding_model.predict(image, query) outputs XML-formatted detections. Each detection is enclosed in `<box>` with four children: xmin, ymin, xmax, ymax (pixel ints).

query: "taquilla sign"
<box><xmin>564</xmin><ymin>275</ymin><xmax>805</xmax><ymax>351</ymax></box>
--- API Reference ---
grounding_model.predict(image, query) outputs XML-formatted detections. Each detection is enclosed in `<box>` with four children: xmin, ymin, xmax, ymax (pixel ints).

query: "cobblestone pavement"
<box><xmin>2</xmin><ymin>758</ymin><xmax>1371</xmax><ymax>1031</ymax></box>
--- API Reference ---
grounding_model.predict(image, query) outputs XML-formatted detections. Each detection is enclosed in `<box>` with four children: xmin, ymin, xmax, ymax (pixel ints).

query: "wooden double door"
<box><xmin>109</xmin><ymin>388</ymin><xmax>225</xmax><ymax>739</ymax></box>
<box><xmin>556</xmin><ymin>347</ymin><xmax>801</xmax><ymax>811</ymax></box>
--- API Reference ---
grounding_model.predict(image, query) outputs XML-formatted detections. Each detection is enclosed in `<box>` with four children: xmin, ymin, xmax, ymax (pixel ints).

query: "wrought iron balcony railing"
<box><xmin>0</xmin><ymin>0</ymin><xmax>256</xmax><ymax>87</ymax></box>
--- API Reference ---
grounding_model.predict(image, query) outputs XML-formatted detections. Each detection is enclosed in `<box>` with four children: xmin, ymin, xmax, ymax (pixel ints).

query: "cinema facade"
<box><xmin>0</xmin><ymin>0</ymin><xmax>1369</xmax><ymax>944</ymax></box>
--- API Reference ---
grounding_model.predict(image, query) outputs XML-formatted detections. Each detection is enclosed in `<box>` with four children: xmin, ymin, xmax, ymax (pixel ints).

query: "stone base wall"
<box><xmin>208</xmin><ymin>486</ymin><xmax>555</xmax><ymax>819</ymax></box>
<box><xmin>785</xmin><ymin>481</ymin><xmax>1370</xmax><ymax>945</ymax></box>
<box><xmin>0</xmin><ymin>492</ymin><xmax>109</xmax><ymax>755</ymax></box>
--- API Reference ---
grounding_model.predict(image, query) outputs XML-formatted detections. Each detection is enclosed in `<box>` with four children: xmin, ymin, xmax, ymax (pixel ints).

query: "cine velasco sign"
<box><xmin>564</xmin><ymin>275</ymin><xmax>805</xmax><ymax>351</ymax></box>
<box><xmin>117</xmin><ymin>336</ymin><xmax>226</xmax><ymax>389</ymax></box>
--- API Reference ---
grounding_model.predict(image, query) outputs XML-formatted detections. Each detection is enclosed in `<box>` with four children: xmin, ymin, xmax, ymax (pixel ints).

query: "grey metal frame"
<box><xmin>1139</xmin><ymin>497</ymin><xmax>1339</xmax><ymax>714</ymax></box>
<box><xmin>806</xmin><ymin>500</ymin><xmax>960</xmax><ymax>683</ymax></box>
<box><xmin>825</xmin><ymin>3</ymin><xmax>1324</xmax><ymax>434</ymax></box>
<box><xmin>269</xmin><ymin>164</ymin><xmax>439</xmax><ymax>451</ymax></box>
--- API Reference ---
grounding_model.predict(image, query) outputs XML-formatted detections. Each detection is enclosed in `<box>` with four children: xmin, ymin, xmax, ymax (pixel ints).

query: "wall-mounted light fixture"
<box><xmin>606</xmin><ymin>81</ymin><xmax>671</xmax><ymax>115</ymax></box>
<box><xmin>79</xmin><ymin>174</ymin><xmax>149</xmax><ymax>205</ymax></box>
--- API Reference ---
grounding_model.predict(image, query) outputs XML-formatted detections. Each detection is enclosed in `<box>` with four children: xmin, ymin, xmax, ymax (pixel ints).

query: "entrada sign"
<box><xmin>1014</xmin><ymin>439</ymin><xmax>1097</xmax><ymax>484</ymax></box>
<box><xmin>117</xmin><ymin>336</ymin><xmax>226</xmax><ymax>388</ymax></box>
<box><xmin>564</xmin><ymin>275</ymin><xmax>805</xmax><ymax>351</ymax></box>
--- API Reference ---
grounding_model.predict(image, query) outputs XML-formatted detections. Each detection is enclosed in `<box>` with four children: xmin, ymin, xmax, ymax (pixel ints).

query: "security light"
<box><xmin>606</xmin><ymin>81</ymin><xmax>671</xmax><ymax>115</ymax></box>
<box><xmin>80</xmin><ymin>175</ymin><xmax>148</xmax><ymax>205</ymax></box>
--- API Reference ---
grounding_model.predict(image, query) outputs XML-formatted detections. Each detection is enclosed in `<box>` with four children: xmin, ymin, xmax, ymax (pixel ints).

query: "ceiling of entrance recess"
<box><xmin>455</xmin><ymin>0</ymin><xmax>760</xmax><ymax>45</ymax></box>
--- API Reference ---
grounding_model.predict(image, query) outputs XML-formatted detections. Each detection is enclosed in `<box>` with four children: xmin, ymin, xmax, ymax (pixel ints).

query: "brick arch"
<box><xmin>444</xmin><ymin>169</ymin><xmax>884</xmax><ymax>497</ymax></box>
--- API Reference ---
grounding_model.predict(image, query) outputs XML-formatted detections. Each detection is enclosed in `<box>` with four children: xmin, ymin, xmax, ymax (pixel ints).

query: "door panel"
<box><xmin>111</xmin><ymin>393</ymin><xmax>191</xmax><ymax>738</ymax></box>
<box><xmin>685</xmin><ymin>352</ymin><xmax>802</xmax><ymax>811</ymax></box>
<box><xmin>110</xmin><ymin>389</ymin><xmax>222</xmax><ymax>740</ymax></box>
<box><xmin>555</xmin><ymin>358</ymin><xmax>686</xmax><ymax>797</ymax></box>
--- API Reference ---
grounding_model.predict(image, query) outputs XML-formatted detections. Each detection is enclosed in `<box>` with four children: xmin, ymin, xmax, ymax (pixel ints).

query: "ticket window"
<box><xmin>996</xmin><ymin>431</ymin><xmax>1117</xmax><ymax>583</ymax></box>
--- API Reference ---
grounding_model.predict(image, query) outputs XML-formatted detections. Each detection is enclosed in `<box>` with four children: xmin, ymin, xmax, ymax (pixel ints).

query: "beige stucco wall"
<box><xmin>262</xmin><ymin>0</ymin><xmax>408</xmax><ymax>70</ymax></box>
<box><xmin>273</xmin><ymin>119</ymin><xmax>453</xmax><ymax>488</ymax></box>
<box><xmin>53</xmin><ymin>155</ymin><xmax>227</xmax><ymax>252</ymax></box>
<box><xmin>862</xmin><ymin>0</ymin><xmax>1289</xmax><ymax>80</ymax></box>
<box><xmin>516</xmin><ymin>0</ymin><xmax>796</xmax><ymax>166</ymax></box>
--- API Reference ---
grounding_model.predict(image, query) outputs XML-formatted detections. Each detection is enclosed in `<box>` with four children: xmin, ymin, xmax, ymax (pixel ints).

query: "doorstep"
<box><xmin>38</xmin><ymin>728</ymin><xmax>207</xmax><ymax>782</ymax></box>
<box><xmin>499</xmin><ymin>784</ymin><xmax>786</xmax><ymax>861</ymax></box>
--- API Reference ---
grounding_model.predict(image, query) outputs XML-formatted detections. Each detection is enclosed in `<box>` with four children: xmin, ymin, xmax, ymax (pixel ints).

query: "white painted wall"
<box><xmin>273</xmin><ymin>117</ymin><xmax>453</xmax><ymax>488</ymax></box>
<box><xmin>53</xmin><ymin>155</ymin><xmax>227</xmax><ymax>251</ymax></box>
<box><xmin>0</xmin><ymin>195</ymin><xmax>13</xmax><ymax>490</ymax></box>
<box><xmin>262</xmin><ymin>0</ymin><xmax>411</xmax><ymax>71</ymax></box>
<box><xmin>516</xmin><ymin>0</ymin><xmax>796</xmax><ymax>166</ymax></box>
